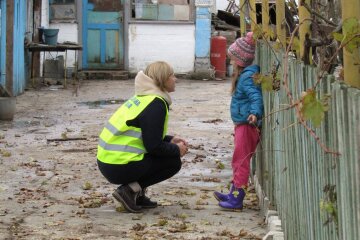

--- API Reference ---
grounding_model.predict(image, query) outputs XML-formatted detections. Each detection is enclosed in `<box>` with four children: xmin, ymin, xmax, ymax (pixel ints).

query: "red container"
<box><xmin>210</xmin><ymin>35</ymin><xmax>227</xmax><ymax>79</ymax></box>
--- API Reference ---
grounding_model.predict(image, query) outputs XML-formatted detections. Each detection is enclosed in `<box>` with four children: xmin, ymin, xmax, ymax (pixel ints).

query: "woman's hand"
<box><xmin>247</xmin><ymin>114</ymin><xmax>257</xmax><ymax>124</ymax></box>
<box><xmin>171</xmin><ymin>136</ymin><xmax>188</xmax><ymax>146</ymax></box>
<box><xmin>171</xmin><ymin>136</ymin><xmax>188</xmax><ymax>157</ymax></box>
<box><xmin>177</xmin><ymin>142</ymin><xmax>188</xmax><ymax>157</ymax></box>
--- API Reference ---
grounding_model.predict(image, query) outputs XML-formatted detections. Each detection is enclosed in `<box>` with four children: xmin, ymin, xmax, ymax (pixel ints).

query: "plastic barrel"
<box><xmin>43</xmin><ymin>29</ymin><xmax>59</xmax><ymax>45</ymax></box>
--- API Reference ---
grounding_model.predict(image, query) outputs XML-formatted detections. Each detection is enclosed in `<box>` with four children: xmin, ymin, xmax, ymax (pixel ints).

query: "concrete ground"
<box><xmin>0</xmin><ymin>78</ymin><xmax>267</xmax><ymax>240</ymax></box>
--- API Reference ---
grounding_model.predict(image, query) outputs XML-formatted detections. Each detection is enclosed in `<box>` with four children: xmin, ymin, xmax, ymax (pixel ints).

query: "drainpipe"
<box><xmin>194</xmin><ymin>0</ymin><xmax>212</xmax><ymax>75</ymax></box>
<box><xmin>341</xmin><ymin>0</ymin><xmax>360</xmax><ymax>88</ymax></box>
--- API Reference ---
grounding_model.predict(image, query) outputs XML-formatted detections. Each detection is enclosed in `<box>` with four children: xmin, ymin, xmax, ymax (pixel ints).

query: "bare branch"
<box><xmin>300</xmin><ymin>0</ymin><xmax>337</xmax><ymax>27</ymax></box>
<box><xmin>313</xmin><ymin>33</ymin><xmax>360</xmax><ymax>90</ymax></box>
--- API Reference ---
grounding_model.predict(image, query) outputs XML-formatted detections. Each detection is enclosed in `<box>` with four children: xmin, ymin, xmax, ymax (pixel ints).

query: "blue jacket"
<box><xmin>230</xmin><ymin>65</ymin><xmax>264</xmax><ymax>126</ymax></box>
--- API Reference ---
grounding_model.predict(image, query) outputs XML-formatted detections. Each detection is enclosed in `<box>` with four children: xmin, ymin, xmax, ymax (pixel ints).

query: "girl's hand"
<box><xmin>247</xmin><ymin>114</ymin><xmax>257</xmax><ymax>124</ymax></box>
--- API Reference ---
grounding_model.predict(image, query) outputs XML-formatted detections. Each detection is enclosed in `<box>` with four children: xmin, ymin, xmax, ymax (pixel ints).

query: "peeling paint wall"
<box><xmin>47</xmin><ymin>23</ymin><xmax>78</xmax><ymax>67</ymax></box>
<box><xmin>128</xmin><ymin>23</ymin><xmax>195</xmax><ymax>73</ymax></box>
<box><xmin>41</xmin><ymin>0</ymin><xmax>78</xmax><ymax>68</ymax></box>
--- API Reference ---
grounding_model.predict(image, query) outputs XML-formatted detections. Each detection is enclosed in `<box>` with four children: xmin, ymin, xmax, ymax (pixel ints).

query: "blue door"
<box><xmin>82</xmin><ymin>0</ymin><xmax>124</xmax><ymax>69</ymax></box>
<box><xmin>0</xmin><ymin>0</ymin><xmax>25</xmax><ymax>96</ymax></box>
<box><xmin>13</xmin><ymin>0</ymin><xmax>26</xmax><ymax>95</ymax></box>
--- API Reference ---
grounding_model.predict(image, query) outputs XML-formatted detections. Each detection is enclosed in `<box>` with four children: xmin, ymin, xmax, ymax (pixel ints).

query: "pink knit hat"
<box><xmin>227</xmin><ymin>32</ymin><xmax>256</xmax><ymax>67</ymax></box>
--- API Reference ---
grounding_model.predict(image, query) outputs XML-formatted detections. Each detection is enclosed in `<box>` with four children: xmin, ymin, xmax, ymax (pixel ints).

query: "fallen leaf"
<box><xmin>82</xmin><ymin>182</ymin><xmax>92</xmax><ymax>190</ymax></box>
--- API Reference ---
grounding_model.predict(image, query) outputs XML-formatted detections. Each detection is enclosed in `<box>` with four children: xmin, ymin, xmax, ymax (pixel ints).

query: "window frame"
<box><xmin>49</xmin><ymin>0</ymin><xmax>77</xmax><ymax>23</ymax></box>
<box><xmin>130</xmin><ymin>0</ymin><xmax>195</xmax><ymax>23</ymax></box>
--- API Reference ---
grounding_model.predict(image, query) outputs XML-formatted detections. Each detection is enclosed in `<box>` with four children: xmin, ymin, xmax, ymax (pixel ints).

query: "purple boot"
<box><xmin>219</xmin><ymin>188</ymin><xmax>245</xmax><ymax>211</ymax></box>
<box><xmin>213</xmin><ymin>183</ymin><xmax>235</xmax><ymax>202</ymax></box>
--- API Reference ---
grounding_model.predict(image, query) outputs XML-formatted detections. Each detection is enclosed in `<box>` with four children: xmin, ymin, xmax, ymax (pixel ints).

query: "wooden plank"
<box><xmin>5</xmin><ymin>0</ymin><xmax>14</xmax><ymax>96</ymax></box>
<box><xmin>256</xmin><ymin>42</ymin><xmax>360</xmax><ymax>239</ymax></box>
<box><xmin>347</xmin><ymin>88</ymin><xmax>358</xmax><ymax>240</ymax></box>
<box><xmin>249</xmin><ymin>0</ymin><xmax>256</xmax><ymax>31</ymax></box>
<box><xmin>276</xmin><ymin>0</ymin><xmax>286</xmax><ymax>47</ymax></box>
<box><xmin>32</xmin><ymin>0</ymin><xmax>42</xmax><ymax>79</ymax></box>
<box><xmin>239</xmin><ymin>0</ymin><xmax>246</xmax><ymax>36</ymax></box>
<box><xmin>262</xmin><ymin>0</ymin><xmax>269</xmax><ymax>40</ymax></box>
<box><xmin>341</xmin><ymin>0</ymin><xmax>360</xmax><ymax>88</ymax></box>
<box><xmin>330</xmin><ymin>81</ymin><xmax>340</xmax><ymax>240</ymax></box>
<box><xmin>350</xmin><ymin>90</ymin><xmax>360</xmax><ymax>240</ymax></box>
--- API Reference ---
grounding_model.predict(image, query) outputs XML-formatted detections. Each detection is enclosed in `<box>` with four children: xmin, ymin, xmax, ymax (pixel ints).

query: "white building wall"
<box><xmin>128</xmin><ymin>24</ymin><xmax>195</xmax><ymax>74</ymax></box>
<box><xmin>215</xmin><ymin>0</ymin><xmax>229</xmax><ymax>12</ymax></box>
<box><xmin>41</xmin><ymin>0</ymin><xmax>49</xmax><ymax>28</ymax></box>
<box><xmin>41</xmin><ymin>1</ymin><xmax>78</xmax><ymax>67</ymax></box>
<box><xmin>48</xmin><ymin>23</ymin><xmax>78</xmax><ymax>68</ymax></box>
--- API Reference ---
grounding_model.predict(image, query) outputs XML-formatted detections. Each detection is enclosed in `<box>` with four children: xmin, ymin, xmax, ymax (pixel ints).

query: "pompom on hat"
<box><xmin>228</xmin><ymin>32</ymin><xmax>256</xmax><ymax>67</ymax></box>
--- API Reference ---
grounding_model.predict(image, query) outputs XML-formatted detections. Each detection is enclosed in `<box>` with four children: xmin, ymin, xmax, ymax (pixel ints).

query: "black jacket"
<box><xmin>127</xmin><ymin>97</ymin><xmax>180</xmax><ymax>157</ymax></box>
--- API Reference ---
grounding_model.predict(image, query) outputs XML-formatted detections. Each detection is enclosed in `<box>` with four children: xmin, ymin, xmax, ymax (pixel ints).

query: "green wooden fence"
<box><xmin>255</xmin><ymin>42</ymin><xmax>360</xmax><ymax>240</ymax></box>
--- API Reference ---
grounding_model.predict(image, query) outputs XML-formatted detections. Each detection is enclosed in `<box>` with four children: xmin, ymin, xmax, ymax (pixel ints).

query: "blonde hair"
<box><xmin>144</xmin><ymin>61</ymin><xmax>174</xmax><ymax>91</ymax></box>
<box><xmin>231</xmin><ymin>64</ymin><xmax>245</xmax><ymax>94</ymax></box>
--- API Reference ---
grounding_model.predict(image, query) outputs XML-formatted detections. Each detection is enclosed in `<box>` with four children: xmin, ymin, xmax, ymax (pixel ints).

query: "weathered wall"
<box><xmin>215</xmin><ymin>0</ymin><xmax>228</xmax><ymax>12</ymax></box>
<box><xmin>128</xmin><ymin>23</ymin><xmax>195</xmax><ymax>73</ymax></box>
<box><xmin>41</xmin><ymin>0</ymin><xmax>78</xmax><ymax>68</ymax></box>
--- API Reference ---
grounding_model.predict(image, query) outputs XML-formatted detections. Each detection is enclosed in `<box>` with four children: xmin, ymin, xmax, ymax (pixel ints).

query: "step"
<box><xmin>79</xmin><ymin>70</ymin><xmax>129</xmax><ymax>80</ymax></box>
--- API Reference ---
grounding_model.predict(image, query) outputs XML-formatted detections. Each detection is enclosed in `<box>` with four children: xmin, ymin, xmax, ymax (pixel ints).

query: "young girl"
<box><xmin>213</xmin><ymin>32</ymin><xmax>264</xmax><ymax>210</ymax></box>
<box><xmin>97</xmin><ymin>61</ymin><xmax>188</xmax><ymax>213</ymax></box>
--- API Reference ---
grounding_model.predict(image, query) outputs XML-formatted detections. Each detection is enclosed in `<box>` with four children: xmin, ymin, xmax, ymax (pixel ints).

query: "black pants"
<box><xmin>97</xmin><ymin>155</ymin><xmax>182</xmax><ymax>189</ymax></box>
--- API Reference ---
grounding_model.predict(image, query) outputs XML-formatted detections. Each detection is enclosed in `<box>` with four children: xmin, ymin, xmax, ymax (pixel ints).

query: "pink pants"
<box><xmin>232</xmin><ymin>124</ymin><xmax>260</xmax><ymax>188</ymax></box>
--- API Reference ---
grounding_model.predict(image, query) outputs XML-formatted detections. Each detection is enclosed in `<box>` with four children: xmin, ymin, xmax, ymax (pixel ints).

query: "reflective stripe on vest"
<box><xmin>97</xmin><ymin>95</ymin><xmax>168</xmax><ymax>164</ymax></box>
<box><xmin>98</xmin><ymin>139</ymin><xmax>145</xmax><ymax>154</ymax></box>
<box><xmin>104</xmin><ymin>122</ymin><xmax>143</xmax><ymax>139</ymax></box>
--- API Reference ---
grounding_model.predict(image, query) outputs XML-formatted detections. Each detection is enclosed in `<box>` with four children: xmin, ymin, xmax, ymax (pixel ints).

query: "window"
<box><xmin>52</xmin><ymin>0</ymin><xmax>74</xmax><ymax>3</ymax></box>
<box><xmin>49</xmin><ymin>0</ymin><xmax>76</xmax><ymax>22</ymax></box>
<box><xmin>131</xmin><ymin>0</ymin><xmax>194</xmax><ymax>22</ymax></box>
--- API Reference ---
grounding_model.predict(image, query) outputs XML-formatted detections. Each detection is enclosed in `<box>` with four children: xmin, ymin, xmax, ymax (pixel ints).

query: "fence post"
<box><xmin>262</xmin><ymin>0</ymin><xmax>269</xmax><ymax>40</ymax></box>
<box><xmin>299</xmin><ymin>0</ymin><xmax>312</xmax><ymax>64</ymax></box>
<box><xmin>276</xmin><ymin>0</ymin><xmax>286</xmax><ymax>47</ymax></box>
<box><xmin>341</xmin><ymin>0</ymin><xmax>360</xmax><ymax>88</ymax></box>
<box><xmin>249</xmin><ymin>0</ymin><xmax>256</xmax><ymax>31</ymax></box>
<box><xmin>239</xmin><ymin>0</ymin><xmax>246</xmax><ymax>36</ymax></box>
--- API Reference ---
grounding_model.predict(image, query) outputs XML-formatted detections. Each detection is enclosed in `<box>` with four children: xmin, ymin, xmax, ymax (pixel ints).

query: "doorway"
<box><xmin>82</xmin><ymin>0</ymin><xmax>124</xmax><ymax>69</ymax></box>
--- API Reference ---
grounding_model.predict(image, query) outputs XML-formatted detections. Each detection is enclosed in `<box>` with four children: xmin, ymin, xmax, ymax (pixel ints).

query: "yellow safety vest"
<box><xmin>97</xmin><ymin>95</ymin><xmax>169</xmax><ymax>164</ymax></box>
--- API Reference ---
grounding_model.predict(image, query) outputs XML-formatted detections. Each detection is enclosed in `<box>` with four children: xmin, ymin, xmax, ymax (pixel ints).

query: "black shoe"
<box><xmin>112</xmin><ymin>185</ymin><xmax>142</xmax><ymax>213</ymax></box>
<box><xmin>136</xmin><ymin>195</ymin><xmax>158</xmax><ymax>208</ymax></box>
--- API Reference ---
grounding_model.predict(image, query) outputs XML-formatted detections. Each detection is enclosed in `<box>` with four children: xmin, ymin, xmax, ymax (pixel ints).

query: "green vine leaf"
<box><xmin>342</xmin><ymin>17</ymin><xmax>359</xmax><ymax>35</ymax></box>
<box><xmin>253</xmin><ymin>73</ymin><xmax>262</xmax><ymax>85</ymax></box>
<box><xmin>253</xmin><ymin>25</ymin><xmax>263</xmax><ymax>40</ymax></box>
<box><xmin>336</xmin><ymin>17</ymin><xmax>360</xmax><ymax>53</ymax></box>
<box><xmin>261</xmin><ymin>75</ymin><xmax>274</xmax><ymax>91</ymax></box>
<box><xmin>273</xmin><ymin>41</ymin><xmax>283</xmax><ymax>52</ymax></box>
<box><xmin>347</xmin><ymin>37</ymin><xmax>360</xmax><ymax>53</ymax></box>
<box><xmin>253</xmin><ymin>73</ymin><xmax>274</xmax><ymax>92</ymax></box>
<box><xmin>300</xmin><ymin>90</ymin><xmax>326</xmax><ymax>127</ymax></box>
<box><xmin>268</xmin><ymin>27</ymin><xmax>276</xmax><ymax>40</ymax></box>
<box><xmin>287</xmin><ymin>36</ymin><xmax>300</xmax><ymax>57</ymax></box>
<box><xmin>320</xmin><ymin>184</ymin><xmax>338</xmax><ymax>228</ymax></box>
<box><xmin>321</xmin><ymin>94</ymin><xmax>331</xmax><ymax>112</ymax></box>
<box><xmin>332</xmin><ymin>32</ymin><xmax>344</xmax><ymax>42</ymax></box>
